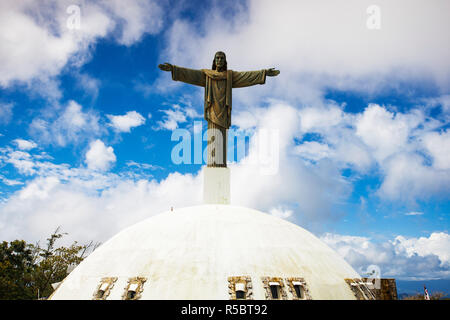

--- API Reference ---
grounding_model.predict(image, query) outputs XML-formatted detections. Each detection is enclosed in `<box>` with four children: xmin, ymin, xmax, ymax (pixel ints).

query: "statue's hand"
<box><xmin>266</xmin><ymin>68</ymin><xmax>280</xmax><ymax>77</ymax></box>
<box><xmin>158</xmin><ymin>62</ymin><xmax>172</xmax><ymax>72</ymax></box>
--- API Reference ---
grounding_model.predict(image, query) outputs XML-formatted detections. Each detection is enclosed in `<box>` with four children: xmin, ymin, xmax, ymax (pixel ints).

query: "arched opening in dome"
<box><xmin>96</xmin><ymin>289</ymin><xmax>105</xmax><ymax>299</ymax></box>
<box><xmin>293</xmin><ymin>283</ymin><xmax>303</xmax><ymax>299</ymax></box>
<box><xmin>122</xmin><ymin>277</ymin><xmax>146</xmax><ymax>300</ymax></box>
<box><xmin>126</xmin><ymin>290</ymin><xmax>136</xmax><ymax>300</ymax></box>
<box><xmin>126</xmin><ymin>283</ymin><xmax>138</xmax><ymax>300</ymax></box>
<box><xmin>93</xmin><ymin>277</ymin><xmax>117</xmax><ymax>300</ymax></box>
<box><xmin>269</xmin><ymin>282</ymin><xmax>280</xmax><ymax>299</ymax></box>
<box><xmin>235</xmin><ymin>282</ymin><xmax>246</xmax><ymax>299</ymax></box>
<box><xmin>96</xmin><ymin>282</ymin><xmax>109</xmax><ymax>299</ymax></box>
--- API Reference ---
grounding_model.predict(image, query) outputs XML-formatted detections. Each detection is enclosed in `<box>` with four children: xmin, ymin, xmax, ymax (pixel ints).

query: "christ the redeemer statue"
<box><xmin>159</xmin><ymin>51</ymin><xmax>280</xmax><ymax>167</ymax></box>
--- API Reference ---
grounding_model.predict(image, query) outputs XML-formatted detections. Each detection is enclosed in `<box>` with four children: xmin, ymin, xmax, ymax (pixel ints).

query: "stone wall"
<box><xmin>362</xmin><ymin>278</ymin><xmax>398</xmax><ymax>300</ymax></box>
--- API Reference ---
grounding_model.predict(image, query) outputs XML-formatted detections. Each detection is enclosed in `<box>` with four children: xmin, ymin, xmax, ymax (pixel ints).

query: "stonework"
<box><xmin>92</xmin><ymin>277</ymin><xmax>117</xmax><ymax>300</ymax></box>
<box><xmin>122</xmin><ymin>277</ymin><xmax>147</xmax><ymax>300</ymax></box>
<box><xmin>285</xmin><ymin>277</ymin><xmax>312</xmax><ymax>300</ymax></box>
<box><xmin>227</xmin><ymin>276</ymin><xmax>253</xmax><ymax>300</ymax></box>
<box><xmin>362</xmin><ymin>278</ymin><xmax>398</xmax><ymax>300</ymax></box>
<box><xmin>345</xmin><ymin>278</ymin><xmax>376</xmax><ymax>300</ymax></box>
<box><xmin>345</xmin><ymin>278</ymin><xmax>398</xmax><ymax>300</ymax></box>
<box><xmin>261</xmin><ymin>277</ymin><xmax>288</xmax><ymax>300</ymax></box>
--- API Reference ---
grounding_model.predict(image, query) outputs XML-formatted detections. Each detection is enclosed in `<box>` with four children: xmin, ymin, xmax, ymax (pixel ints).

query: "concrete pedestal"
<box><xmin>203</xmin><ymin>167</ymin><xmax>230</xmax><ymax>204</ymax></box>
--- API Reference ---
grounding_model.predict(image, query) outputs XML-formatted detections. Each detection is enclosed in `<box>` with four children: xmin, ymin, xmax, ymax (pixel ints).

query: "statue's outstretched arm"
<box><xmin>266</xmin><ymin>68</ymin><xmax>280</xmax><ymax>77</ymax></box>
<box><xmin>158</xmin><ymin>62</ymin><xmax>172</xmax><ymax>72</ymax></box>
<box><xmin>159</xmin><ymin>63</ymin><xmax>205</xmax><ymax>87</ymax></box>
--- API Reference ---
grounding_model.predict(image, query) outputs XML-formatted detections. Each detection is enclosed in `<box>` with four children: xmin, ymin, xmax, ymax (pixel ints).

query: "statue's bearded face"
<box><xmin>215</xmin><ymin>53</ymin><xmax>226</xmax><ymax>69</ymax></box>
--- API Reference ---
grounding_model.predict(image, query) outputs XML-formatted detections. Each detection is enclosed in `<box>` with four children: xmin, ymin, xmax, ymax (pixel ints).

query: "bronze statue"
<box><xmin>159</xmin><ymin>51</ymin><xmax>279</xmax><ymax>167</ymax></box>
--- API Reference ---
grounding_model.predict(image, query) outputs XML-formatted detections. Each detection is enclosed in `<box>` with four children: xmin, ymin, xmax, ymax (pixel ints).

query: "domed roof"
<box><xmin>49</xmin><ymin>205</ymin><xmax>361</xmax><ymax>300</ymax></box>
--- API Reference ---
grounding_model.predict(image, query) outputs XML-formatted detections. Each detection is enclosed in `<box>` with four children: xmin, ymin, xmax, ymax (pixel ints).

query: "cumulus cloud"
<box><xmin>13</xmin><ymin>139</ymin><xmax>37</xmax><ymax>150</ymax></box>
<box><xmin>107</xmin><ymin>111</ymin><xmax>146</xmax><ymax>132</ymax></box>
<box><xmin>321</xmin><ymin>232</ymin><xmax>450</xmax><ymax>280</ymax></box>
<box><xmin>378</xmin><ymin>152</ymin><xmax>450</xmax><ymax>202</ymax></box>
<box><xmin>356</xmin><ymin>105</ymin><xmax>408</xmax><ymax>161</ymax></box>
<box><xmin>0</xmin><ymin>0</ymin><xmax>163</xmax><ymax>96</ymax></box>
<box><xmin>84</xmin><ymin>139</ymin><xmax>116</xmax><ymax>171</ymax></box>
<box><xmin>229</xmin><ymin>102</ymin><xmax>351</xmax><ymax>229</ymax></box>
<box><xmin>4</xmin><ymin>150</ymin><xmax>36</xmax><ymax>175</ymax></box>
<box><xmin>155</xmin><ymin>104</ymin><xmax>201</xmax><ymax>130</ymax></box>
<box><xmin>0</xmin><ymin>175</ymin><xmax>23</xmax><ymax>187</ymax></box>
<box><xmin>293</xmin><ymin>141</ymin><xmax>332</xmax><ymax>162</ymax></box>
<box><xmin>393</xmin><ymin>233</ymin><xmax>450</xmax><ymax>266</ymax></box>
<box><xmin>29</xmin><ymin>100</ymin><xmax>102</xmax><ymax>147</ymax></box>
<box><xmin>421</xmin><ymin>130</ymin><xmax>450</xmax><ymax>170</ymax></box>
<box><xmin>269</xmin><ymin>206</ymin><xmax>294</xmax><ymax>220</ymax></box>
<box><xmin>291</xmin><ymin>102</ymin><xmax>449</xmax><ymax>202</ymax></box>
<box><xmin>101</xmin><ymin>0</ymin><xmax>163</xmax><ymax>46</ymax></box>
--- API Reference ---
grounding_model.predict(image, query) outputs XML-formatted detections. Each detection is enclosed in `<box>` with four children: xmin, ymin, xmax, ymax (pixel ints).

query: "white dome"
<box><xmin>49</xmin><ymin>205</ymin><xmax>361</xmax><ymax>300</ymax></box>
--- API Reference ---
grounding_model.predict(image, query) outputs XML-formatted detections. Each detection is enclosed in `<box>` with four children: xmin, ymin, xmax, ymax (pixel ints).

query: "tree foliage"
<box><xmin>0</xmin><ymin>227</ymin><xmax>99</xmax><ymax>300</ymax></box>
<box><xmin>0</xmin><ymin>240</ymin><xmax>35</xmax><ymax>299</ymax></box>
<box><xmin>402</xmin><ymin>291</ymin><xmax>448</xmax><ymax>300</ymax></box>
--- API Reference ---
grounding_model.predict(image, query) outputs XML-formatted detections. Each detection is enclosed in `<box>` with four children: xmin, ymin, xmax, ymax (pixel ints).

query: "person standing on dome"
<box><xmin>158</xmin><ymin>51</ymin><xmax>280</xmax><ymax>167</ymax></box>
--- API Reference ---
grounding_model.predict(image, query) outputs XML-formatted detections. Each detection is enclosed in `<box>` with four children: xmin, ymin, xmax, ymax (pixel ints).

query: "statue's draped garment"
<box><xmin>171</xmin><ymin>66</ymin><xmax>267</xmax><ymax>167</ymax></box>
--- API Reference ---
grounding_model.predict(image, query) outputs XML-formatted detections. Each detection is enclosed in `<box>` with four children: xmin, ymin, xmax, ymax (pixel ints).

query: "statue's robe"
<box><xmin>171</xmin><ymin>66</ymin><xmax>267</xmax><ymax>167</ymax></box>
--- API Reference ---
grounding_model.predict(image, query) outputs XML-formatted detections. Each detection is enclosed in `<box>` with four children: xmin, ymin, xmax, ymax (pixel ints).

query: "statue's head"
<box><xmin>212</xmin><ymin>51</ymin><xmax>227</xmax><ymax>71</ymax></box>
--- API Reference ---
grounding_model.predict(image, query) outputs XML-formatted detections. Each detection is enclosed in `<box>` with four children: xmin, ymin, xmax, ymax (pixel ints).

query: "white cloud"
<box><xmin>393</xmin><ymin>233</ymin><xmax>450</xmax><ymax>266</ymax></box>
<box><xmin>355</xmin><ymin>104</ymin><xmax>421</xmax><ymax>162</ymax></box>
<box><xmin>0</xmin><ymin>103</ymin><xmax>14</xmax><ymax>125</ymax></box>
<box><xmin>126</xmin><ymin>160</ymin><xmax>161</xmax><ymax>171</ymax></box>
<box><xmin>13</xmin><ymin>139</ymin><xmax>37</xmax><ymax>150</ymax></box>
<box><xmin>4</xmin><ymin>150</ymin><xmax>36</xmax><ymax>175</ymax></box>
<box><xmin>155</xmin><ymin>104</ymin><xmax>201</xmax><ymax>130</ymax></box>
<box><xmin>0</xmin><ymin>175</ymin><xmax>23</xmax><ymax>186</ymax></box>
<box><xmin>421</xmin><ymin>130</ymin><xmax>450</xmax><ymax>170</ymax></box>
<box><xmin>299</xmin><ymin>105</ymin><xmax>344</xmax><ymax>133</ymax></box>
<box><xmin>269</xmin><ymin>206</ymin><xmax>293</xmax><ymax>220</ymax></box>
<box><xmin>29</xmin><ymin>100</ymin><xmax>102</xmax><ymax>147</ymax></box>
<box><xmin>0</xmin><ymin>0</ymin><xmax>163</xmax><ymax>95</ymax></box>
<box><xmin>229</xmin><ymin>102</ymin><xmax>351</xmax><ymax>228</ymax></box>
<box><xmin>289</xmin><ymin>102</ymin><xmax>449</xmax><ymax>202</ymax></box>
<box><xmin>0</xmin><ymin>1</ymin><xmax>107</xmax><ymax>88</ymax></box>
<box><xmin>84</xmin><ymin>140</ymin><xmax>116</xmax><ymax>171</ymax></box>
<box><xmin>19</xmin><ymin>176</ymin><xmax>60</xmax><ymax>201</ymax></box>
<box><xmin>405</xmin><ymin>211</ymin><xmax>424</xmax><ymax>216</ymax></box>
<box><xmin>294</xmin><ymin>141</ymin><xmax>332</xmax><ymax>161</ymax></box>
<box><xmin>107</xmin><ymin>111</ymin><xmax>146</xmax><ymax>132</ymax></box>
<box><xmin>74</xmin><ymin>72</ymin><xmax>101</xmax><ymax>100</ymax></box>
<box><xmin>321</xmin><ymin>232</ymin><xmax>450</xmax><ymax>280</ymax></box>
<box><xmin>100</xmin><ymin>0</ymin><xmax>163</xmax><ymax>46</ymax></box>
<box><xmin>378</xmin><ymin>152</ymin><xmax>450</xmax><ymax>202</ymax></box>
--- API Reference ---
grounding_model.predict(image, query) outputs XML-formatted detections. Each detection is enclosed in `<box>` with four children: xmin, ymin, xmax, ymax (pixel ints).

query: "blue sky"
<box><xmin>0</xmin><ymin>0</ymin><xmax>449</xmax><ymax>281</ymax></box>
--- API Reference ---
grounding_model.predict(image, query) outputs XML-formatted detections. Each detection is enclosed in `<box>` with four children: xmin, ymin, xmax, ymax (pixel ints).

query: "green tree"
<box><xmin>0</xmin><ymin>227</ymin><xmax>99</xmax><ymax>300</ymax></box>
<box><xmin>0</xmin><ymin>240</ymin><xmax>36</xmax><ymax>299</ymax></box>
